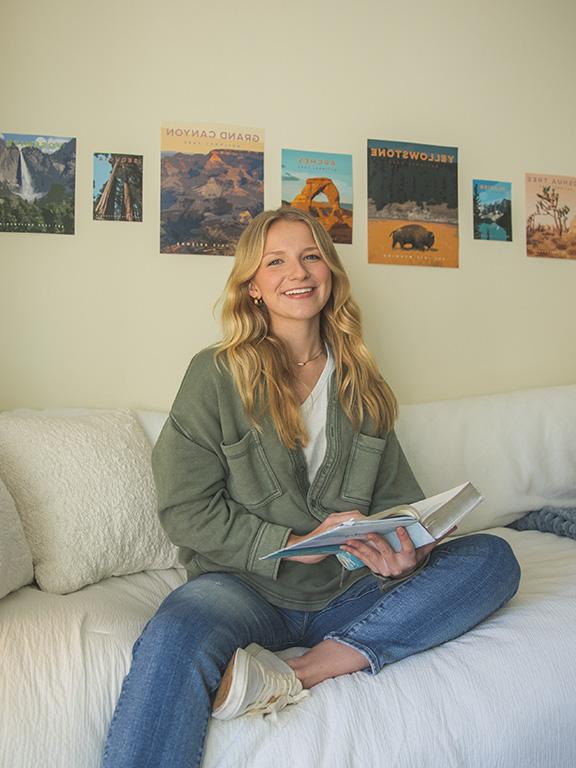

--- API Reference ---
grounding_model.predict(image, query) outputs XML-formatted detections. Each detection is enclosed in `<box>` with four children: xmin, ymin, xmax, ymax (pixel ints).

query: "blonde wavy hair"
<box><xmin>216</xmin><ymin>208</ymin><xmax>397</xmax><ymax>448</ymax></box>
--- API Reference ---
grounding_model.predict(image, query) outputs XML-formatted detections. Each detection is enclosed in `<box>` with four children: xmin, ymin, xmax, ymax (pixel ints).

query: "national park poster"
<box><xmin>93</xmin><ymin>153</ymin><xmax>143</xmax><ymax>222</ymax></box>
<box><xmin>160</xmin><ymin>123</ymin><xmax>264</xmax><ymax>255</ymax></box>
<box><xmin>473</xmin><ymin>180</ymin><xmax>512</xmax><ymax>241</ymax></box>
<box><xmin>281</xmin><ymin>149</ymin><xmax>353</xmax><ymax>244</ymax></box>
<box><xmin>0</xmin><ymin>132</ymin><xmax>76</xmax><ymax>235</ymax></box>
<box><xmin>525</xmin><ymin>173</ymin><xmax>576</xmax><ymax>260</ymax></box>
<box><xmin>367</xmin><ymin>139</ymin><xmax>459</xmax><ymax>268</ymax></box>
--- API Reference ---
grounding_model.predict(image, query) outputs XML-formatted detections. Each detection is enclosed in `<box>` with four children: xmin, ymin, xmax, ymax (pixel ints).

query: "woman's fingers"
<box><xmin>395</xmin><ymin>527</ymin><xmax>416</xmax><ymax>554</ymax></box>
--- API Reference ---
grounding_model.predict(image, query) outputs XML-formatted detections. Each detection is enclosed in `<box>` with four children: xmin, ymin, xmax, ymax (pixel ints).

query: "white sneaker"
<box><xmin>212</xmin><ymin>643</ymin><xmax>309</xmax><ymax>720</ymax></box>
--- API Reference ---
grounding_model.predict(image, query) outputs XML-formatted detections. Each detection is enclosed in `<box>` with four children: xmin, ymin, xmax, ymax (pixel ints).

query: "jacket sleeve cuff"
<box><xmin>247</xmin><ymin>521</ymin><xmax>293</xmax><ymax>580</ymax></box>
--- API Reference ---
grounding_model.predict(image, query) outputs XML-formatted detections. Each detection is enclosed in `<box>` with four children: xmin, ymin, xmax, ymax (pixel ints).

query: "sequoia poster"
<box><xmin>281</xmin><ymin>149</ymin><xmax>353</xmax><ymax>243</ymax></box>
<box><xmin>473</xmin><ymin>180</ymin><xmax>512</xmax><ymax>241</ymax></box>
<box><xmin>0</xmin><ymin>132</ymin><xmax>76</xmax><ymax>235</ymax></box>
<box><xmin>93</xmin><ymin>153</ymin><xmax>143</xmax><ymax>222</ymax></box>
<box><xmin>160</xmin><ymin>123</ymin><xmax>264</xmax><ymax>255</ymax></box>
<box><xmin>367</xmin><ymin>139</ymin><xmax>458</xmax><ymax>267</ymax></box>
<box><xmin>525</xmin><ymin>173</ymin><xmax>576</xmax><ymax>260</ymax></box>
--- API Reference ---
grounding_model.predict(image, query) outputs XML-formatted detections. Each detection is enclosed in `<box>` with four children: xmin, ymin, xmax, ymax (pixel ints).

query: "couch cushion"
<box><xmin>396</xmin><ymin>384</ymin><xmax>576</xmax><ymax>534</ymax></box>
<box><xmin>0</xmin><ymin>477</ymin><xmax>34</xmax><ymax>599</ymax></box>
<box><xmin>0</xmin><ymin>409</ymin><xmax>178</xmax><ymax>594</ymax></box>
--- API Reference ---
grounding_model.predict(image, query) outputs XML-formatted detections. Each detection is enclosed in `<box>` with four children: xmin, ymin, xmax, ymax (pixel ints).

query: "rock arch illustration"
<box><xmin>289</xmin><ymin>177</ymin><xmax>352</xmax><ymax>243</ymax></box>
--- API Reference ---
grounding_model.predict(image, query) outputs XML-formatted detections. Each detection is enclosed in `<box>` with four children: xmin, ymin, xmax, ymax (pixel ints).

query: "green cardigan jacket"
<box><xmin>152</xmin><ymin>347</ymin><xmax>424</xmax><ymax>610</ymax></box>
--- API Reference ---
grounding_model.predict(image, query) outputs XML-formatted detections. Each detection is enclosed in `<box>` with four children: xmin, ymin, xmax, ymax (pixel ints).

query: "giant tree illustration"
<box><xmin>535</xmin><ymin>186</ymin><xmax>570</xmax><ymax>235</ymax></box>
<box><xmin>473</xmin><ymin>183</ymin><xmax>481</xmax><ymax>238</ymax></box>
<box><xmin>94</xmin><ymin>155</ymin><xmax>142</xmax><ymax>221</ymax></box>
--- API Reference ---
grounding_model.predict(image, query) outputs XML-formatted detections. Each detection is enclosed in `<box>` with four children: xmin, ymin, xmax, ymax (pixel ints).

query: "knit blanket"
<box><xmin>508</xmin><ymin>507</ymin><xmax>576</xmax><ymax>540</ymax></box>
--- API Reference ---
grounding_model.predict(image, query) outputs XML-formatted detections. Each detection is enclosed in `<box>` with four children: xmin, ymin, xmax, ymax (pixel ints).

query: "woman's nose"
<box><xmin>287</xmin><ymin>259</ymin><xmax>308</xmax><ymax>280</ymax></box>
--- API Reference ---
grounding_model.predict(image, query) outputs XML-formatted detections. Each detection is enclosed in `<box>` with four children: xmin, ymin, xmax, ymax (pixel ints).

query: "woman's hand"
<box><xmin>340</xmin><ymin>526</ymin><xmax>437</xmax><ymax>579</ymax></box>
<box><xmin>285</xmin><ymin>510</ymin><xmax>366</xmax><ymax>564</ymax></box>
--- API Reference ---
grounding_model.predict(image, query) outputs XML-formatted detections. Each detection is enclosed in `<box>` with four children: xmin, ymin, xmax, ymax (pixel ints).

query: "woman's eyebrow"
<box><xmin>263</xmin><ymin>246</ymin><xmax>319</xmax><ymax>257</ymax></box>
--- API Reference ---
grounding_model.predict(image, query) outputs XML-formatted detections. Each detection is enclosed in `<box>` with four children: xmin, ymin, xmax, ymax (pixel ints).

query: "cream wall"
<box><xmin>2</xmin><ymin>0</ymin><xmax>575</xmax><ymax>411</ymax></box>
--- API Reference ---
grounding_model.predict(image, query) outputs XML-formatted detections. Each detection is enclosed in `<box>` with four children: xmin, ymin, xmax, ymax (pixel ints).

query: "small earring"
<box><xmin>252</xmin><ymin>296</ymin><xmax>264</xmax><ymax>306</ymax></box>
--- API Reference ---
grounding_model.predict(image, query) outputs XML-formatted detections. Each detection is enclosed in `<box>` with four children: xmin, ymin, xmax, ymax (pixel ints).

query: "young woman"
<box><xmin>102</xmin><ymin>208</ymin><xmax>520</xmax><ymax>767</ymax></box>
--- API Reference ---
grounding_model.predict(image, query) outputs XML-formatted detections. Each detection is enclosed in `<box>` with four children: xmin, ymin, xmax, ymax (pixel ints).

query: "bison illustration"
<box><xmin>390</xmin><ymin>224</ymin><xmax>435</xmax><ymax>250</ymax></box>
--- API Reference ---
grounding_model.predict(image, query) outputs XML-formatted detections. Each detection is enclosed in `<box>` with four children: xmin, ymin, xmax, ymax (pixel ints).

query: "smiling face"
<box><xmin>248</xmin><ymin>219</ymin><xmax>333</xmax><ymax>338</ymax></box>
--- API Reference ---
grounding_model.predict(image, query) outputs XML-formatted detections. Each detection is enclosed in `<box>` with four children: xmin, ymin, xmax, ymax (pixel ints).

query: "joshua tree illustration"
<box><xmin>535</xmin><ymin>186</ymin><xmax>570</xmax><ymax>236</ymax></box>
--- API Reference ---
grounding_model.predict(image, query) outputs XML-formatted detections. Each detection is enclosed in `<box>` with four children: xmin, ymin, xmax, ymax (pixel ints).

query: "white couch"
<box><xmin>1</xmin><ymin>385</ymin><xmax>576</xmax><ymax>768</ymax></box>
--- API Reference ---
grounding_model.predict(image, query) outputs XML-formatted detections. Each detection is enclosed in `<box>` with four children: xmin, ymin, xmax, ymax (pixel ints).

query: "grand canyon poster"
<box><xmin>0</xmin><ymin>132</ymin><xmax>76</xmax><ymax>235</ymax></box>
<box><xmin>367</xmin><ymin>139</ymin><xmax>459</xmax><ymax>268</ymax></box>
<box><xmin>525</xmin><ymin>173</ymin><xmax>576</xmax><ymax>260</ymax></box>
<box><xmin>281</xmin><ymin>149</ymin><xmax>353</xmax><ymax>244</ymax></box>
<box><xmin>160</xmin><ymin>123</ymin><xmax>264</xmax><ymax>255</ymax></box>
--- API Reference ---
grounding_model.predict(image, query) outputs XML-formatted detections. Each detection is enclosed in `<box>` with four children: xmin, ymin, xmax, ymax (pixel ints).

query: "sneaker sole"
<box><xmin>212</xmin><ymin>644</ymin><xmax>261</xmax><ymax>720</ymax></box>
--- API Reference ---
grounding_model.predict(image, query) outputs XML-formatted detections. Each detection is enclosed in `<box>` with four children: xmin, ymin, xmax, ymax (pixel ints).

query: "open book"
<box><xmin>260</xmin><ymin>482</ymin><xmax>484</xmax><ymax>568</ymax></box>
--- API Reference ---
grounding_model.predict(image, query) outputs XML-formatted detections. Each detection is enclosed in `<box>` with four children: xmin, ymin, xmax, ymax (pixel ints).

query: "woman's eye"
<box><xmin>304</xmin><ymin>253</ymin><xmax>321</xmax><ymax>261</ymax></box>
<box><xmin>267</xmin><ymin>258</ymin><xmax>283</xmax><ymax>266</ymax></box>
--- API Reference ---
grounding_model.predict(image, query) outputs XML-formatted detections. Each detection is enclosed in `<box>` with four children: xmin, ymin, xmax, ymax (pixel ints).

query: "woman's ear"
<box><xmin>248</xmin><ymin>282</ymin><xmax>260</xmax><ymax>299</ymax></box>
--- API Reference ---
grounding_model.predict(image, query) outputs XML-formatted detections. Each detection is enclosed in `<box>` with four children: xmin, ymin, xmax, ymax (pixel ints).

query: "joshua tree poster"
<box><xmin>525</xmin><ymin>173</ymin><xmax>576</xmax><ymax>260</ymax></box>
<box><xmin>0</xmin><ymin>132</ymin><xmax>76</xmax><ymax>235</ymax></box>
<box><xmin>473</xmin><ymin>180</ymin><xmax>512</xmax><ymax>242</ymax></box>
<box><xmin>93</xmin><ymin>154</ymin><xmax>143</xmax><ymax>222</ymax></box>
<box><xmin>367</xmin><ymin>139</ymin><xmax>459</xmax><ymax>268</ymax></box>
<box><xmin>281</xmin><ymin>149</ymin><xmax>353</xmax><ymax>244</ymax></box>
<box><xmin>160</xmin><ymin>123</ymin><xmax>264</xmax><ymax>256</ymax></box>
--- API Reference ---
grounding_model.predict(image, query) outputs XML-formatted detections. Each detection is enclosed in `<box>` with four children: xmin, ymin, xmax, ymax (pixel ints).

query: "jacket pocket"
<box><xmin>221</xmin><ymin>430</ymin><xmax>283</xmax><ymax>508</ymax></box>
<box><xmin>340</xmin><ymin>432</ymin><xmax>387</xmax><ymax>505</ymax></box>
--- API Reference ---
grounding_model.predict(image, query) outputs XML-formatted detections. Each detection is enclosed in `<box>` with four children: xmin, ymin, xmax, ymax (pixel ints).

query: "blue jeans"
<box><xmin>102</xmin><ymin>533</ymin><xmax>520</xmax><ymax>768</ymax></box>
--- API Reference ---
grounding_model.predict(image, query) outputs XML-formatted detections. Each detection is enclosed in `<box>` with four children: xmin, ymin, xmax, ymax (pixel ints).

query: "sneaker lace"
<box><xmin>245</xmin><ymin>670</ymin><xmax>309</xmax><ymax>718</ymax></box>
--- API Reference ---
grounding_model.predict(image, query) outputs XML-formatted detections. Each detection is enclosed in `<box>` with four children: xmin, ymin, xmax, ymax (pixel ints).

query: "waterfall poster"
<box><xmin>0</xmin><ymin>132</ymin><xmax>76</xmax><ymax>235</ymax></box>
<box><xmin>281</xmin><ymin>149</ymin><xmax>353</xmax><ymax>244</ymax></box>
<box><xmin>525</xmin><ymin>173</ymin><xmax>576</xmax><ymax>260</ymax></box>
<box><xmin>367</xmin><ymin>139</ymin><xmax>459</xmax><ymax>268</ymax></box>
<box><xmin>93</xmin><ymin>153</ymin><xmax>143</xmax><ymax>222</ymax></box>
<box><xmin>160</xmin><ymin>123</ymin><xmax>264</xmax><ymax>255</ymax></box>
<box><xmin>473</xmin><ymin>180</ymin><xmax>512</xmax><ymax>241</ymax></box>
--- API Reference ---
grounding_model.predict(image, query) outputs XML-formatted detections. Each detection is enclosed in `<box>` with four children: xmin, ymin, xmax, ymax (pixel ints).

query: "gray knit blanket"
<box><xmin>508</xmin><ymin>507</ymin><xmax>576</xmax><ymax>540</ymax></box>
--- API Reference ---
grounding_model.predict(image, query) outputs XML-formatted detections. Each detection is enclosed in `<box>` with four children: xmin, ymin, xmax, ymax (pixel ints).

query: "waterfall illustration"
<box><xmin>16</xmin><ymin>145</ymin><xmax>41</xmax><ymax>201</ymax></box>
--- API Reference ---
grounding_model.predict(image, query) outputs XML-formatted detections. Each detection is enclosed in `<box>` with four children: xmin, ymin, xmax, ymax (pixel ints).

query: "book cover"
<box><xmin>281</xmin><ymin>149</ymin><xmax>353</xmax><ymax>244</ymax></box>
<box><xmin>525</xmin><ymin>173</ymin><xmax>576</xmax><ymax>260</ymax></box>
<box><xmin>93</xmin><ymin>153</ymin><xmax>143</xmax><ymax>222</ymax></box>
<box><xmin>473</xmin><ymin>180</ymin><xmax>512</xmax><ymax>241</ymax></box>
<box><xmin>367</xmin><ymin>139</ymin><xmax>459</xmax><ymax>268</ymax></box>
<box><xmin>0</xmin><ymin>132</ymin><xmax>76</xmax><ymax>235</ymax></box>
<box><xmin>160</xmin><ymin>123</ymin><xmax>264</xmax><ymax>256</ymax></box>
<box><xmin>261</xmin><ymin>483</ymin><xmax>482</xmax><ymax>563</ymax></box>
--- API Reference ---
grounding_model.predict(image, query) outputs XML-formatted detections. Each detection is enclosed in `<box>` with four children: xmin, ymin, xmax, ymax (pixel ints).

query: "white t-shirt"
<box><xmin>301</xmin><ymin>347</ymin><xmax>335</xmax><ymax>483</ymax></box>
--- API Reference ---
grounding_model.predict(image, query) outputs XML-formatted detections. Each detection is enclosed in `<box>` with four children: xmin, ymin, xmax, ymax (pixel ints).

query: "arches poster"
<box><xmin>281</xmin><ymin>149</ymin><xmax>353</xmax><ymax>244</ymax></box>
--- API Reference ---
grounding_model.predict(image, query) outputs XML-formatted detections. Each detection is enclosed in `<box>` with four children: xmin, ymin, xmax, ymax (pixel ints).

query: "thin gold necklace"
<box><xmin>295</xmin><ymin>348</ymin><xmax>325</xmax><ymax>367</ymax></box>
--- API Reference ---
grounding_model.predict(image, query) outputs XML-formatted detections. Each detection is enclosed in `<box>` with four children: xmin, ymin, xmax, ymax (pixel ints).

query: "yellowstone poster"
<box><xmin>281</xmin><ymin>149</ymin><xmax>353</xmax><ymax>244</ymax></box>
<box><xmin>0</xmin><ymin>132</ymin><xmax>76</xmax><ymax>235</ymax></box>
<box><xmin>525</xmin><ymin>173</ymin><xmax>576</xmax><ymax>260</ymax></box>
<box><xmin>473</xmin><ymin>180</ymin><xmax>512</xmax><ymax>241</ymax></box>
<box><xmin>160</xmin><ymin>122</ymin><xmax>264</xmax><ymax>255</ymax></box>
<box><xmin>93</xmin><ymin>153</ymin><xmax>143</xmax><ymax>222</ymax></box>
<box><xmin>367</xmin><ymin>139</ymin><xmax>459</xmax><ymax>268</ymax></box>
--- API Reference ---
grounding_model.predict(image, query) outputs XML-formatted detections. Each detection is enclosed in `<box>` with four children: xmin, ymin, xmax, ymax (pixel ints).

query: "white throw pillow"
<box><xmin>0</xmin><ymin>410</ymin><xmax>179</xmax><ymax>594</ymax></box>
<box><xmin>0</xmin><ymin>477</ymin><xmax>34</xmax><ymax>599</ymax></box>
